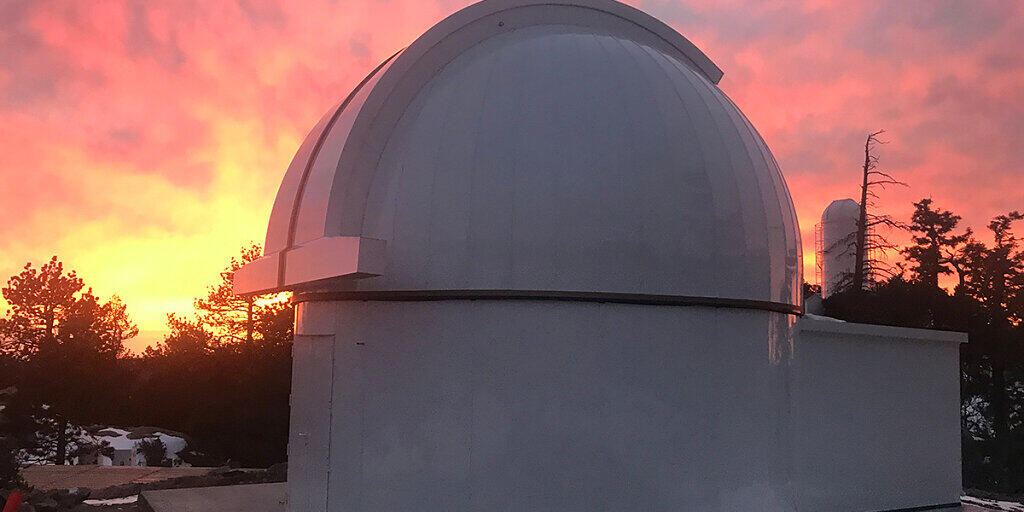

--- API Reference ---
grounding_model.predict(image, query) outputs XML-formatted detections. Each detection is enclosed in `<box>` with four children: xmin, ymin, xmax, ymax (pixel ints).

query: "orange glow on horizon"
<box><xmin>1</xmin><ymin>0</ymin><xmax>1021</xmax><ymax>353</ymax></box>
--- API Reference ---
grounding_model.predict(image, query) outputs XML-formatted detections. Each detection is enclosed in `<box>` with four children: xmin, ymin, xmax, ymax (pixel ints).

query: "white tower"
<box><xmin>819</xmin><ymin>199</ymin><xmax>861</xmax><ymax>297</ymax></box>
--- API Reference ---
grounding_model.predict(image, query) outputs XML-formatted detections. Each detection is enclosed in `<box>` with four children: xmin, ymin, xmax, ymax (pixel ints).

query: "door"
<box><xmin>289</xmin><ymin>334</ymin><xmax>334</xmax><ymax>512</ymax></box>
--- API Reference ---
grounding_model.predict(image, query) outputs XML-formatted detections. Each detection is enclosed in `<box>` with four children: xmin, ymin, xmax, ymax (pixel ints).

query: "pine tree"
<box><xmin>0</xmin><ymin>257</ymin><xmax>137</xmax><ymax>464</ymax></box>
<box><xmin>0</xmin><ymin>386</ymin><xmax>25</xmax><ymax>488</ymax></box>
<box><xmin>146</xmin><ymin>314</ymin><xmax>215</xmax><ymax>357</ymax></box>
<box><xmin>960</xmin><ymin>211</ymin><xmax>1024</xmax><ymax>481</ymax></box>
<box><xmin>902</xmin><ymin>198</ymin><xmax>972</xmax><ymax>290</ymax></box>
<box><xmin>137</xmin><ymin>437</ymin><xmax>170</xmax><ymax>467</ymax></box>
<box><xmin>0</xmin><ymin>257</ymin><xmax>83</xmax><ymax>357</ymax></box>
<box><xmin>193</xmin><ymin>243</ymin><xmax>292</xmax><ymax>346</ymax></box>
<box><xmin>961</xmin><ymin>212</ymin><xmax>1024</xmax><ymax>325</ymax></box>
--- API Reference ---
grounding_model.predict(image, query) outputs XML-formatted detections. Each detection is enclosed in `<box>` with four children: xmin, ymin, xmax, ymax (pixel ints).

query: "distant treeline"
<box><xmin>0</xmin><ymin>244</ymin><xmax>292</xmax><ymax>488</ymax></box>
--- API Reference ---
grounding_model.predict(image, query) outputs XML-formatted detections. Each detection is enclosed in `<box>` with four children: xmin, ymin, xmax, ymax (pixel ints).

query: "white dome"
<box><xmin>823</xmin><ymin>198</ymin><xmax>860</xmax><ymax>222</ymax></box>
<box><xmin>235</xmin><ymin>0</ymin><xmax>802</xmax><ymax>310</ymax></box>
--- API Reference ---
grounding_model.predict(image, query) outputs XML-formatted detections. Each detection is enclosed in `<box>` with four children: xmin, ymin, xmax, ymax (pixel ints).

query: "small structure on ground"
<box><xmin>236</xmin><ymin>0</ymin><xmax>966</xmax><ymax>510</ymax></box>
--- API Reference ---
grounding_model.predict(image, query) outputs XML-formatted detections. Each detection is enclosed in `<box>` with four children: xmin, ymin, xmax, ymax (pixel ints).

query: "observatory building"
<box><xmin>235</xmin><ymin>0</ymin><xmax>965</xmax><ymax>510</ymax></box>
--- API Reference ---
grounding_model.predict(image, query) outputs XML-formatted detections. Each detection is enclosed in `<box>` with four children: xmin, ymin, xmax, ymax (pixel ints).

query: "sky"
<box><xmin>1</xmin><ymin>0</ymin><xmax>1022</xmax><ymax>353</ymax></box>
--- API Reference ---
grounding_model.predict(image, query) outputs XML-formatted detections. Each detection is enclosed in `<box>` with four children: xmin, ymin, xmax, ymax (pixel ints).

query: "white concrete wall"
<box><xmin>288</xmin><ymin>302</ymin><xmax>964</xmax><ymax>512</ymax></box>
<box><xmin>794</xmin><ymin>318</ymin><xmax>964</xmax><ymax>511</ymax></box>
<box><xmin>292</xmin><ymin>300</ymin><xmax>798</xmax><ymax>511</ymax></box>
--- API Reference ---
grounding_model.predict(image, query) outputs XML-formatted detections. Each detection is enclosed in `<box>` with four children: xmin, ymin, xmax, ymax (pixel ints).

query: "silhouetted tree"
<box><xmin>146</xmin><ymin>314</ymin><xmax>216</xmax><ymax>357</ymax></box>
<box><xmin>0</xmin><ymin>390</ymin><xmax>78</xmax><ymax>467</ymax></box>
<box><xmin>851</xmin><ymin>131</ymin><xmax>906</xmax><ymax>293</ymax></box>
<box><xmin>802</xmin><ymin>282</ymin><xmax>822</xmax><ymax>299</ymax></box>
<box><xmin>193</xmin><ymin>243</ymin><xmax>292</xmax><ymax>346</ymax></box>
<box><xmin>959</xmin><ymin>211</ymin><xmax>1024</xmax><ymax>480</ymax></box>
<box><xmin>0</xmin><ymin>257</ymin><xmax>83</xmax><ymax>357</ymax></box>
<box><xmin>0</xmin><ymin>436</ymin><xmax>21</xmax><ymax>489</ymax></box>
<box><xmin>903</xmin><ymin>198</ymin><xmax>972</xmax><ymax>290</ymax></box>
<box><xmin>0</xmin><ymin>257</ymin><xmax>136</xmax><ymax>464</ymax></box>
<box><xmin>126</xmin><ymin>247</ymin><xmax>294</xmax><ymax>467</ymax></box>
<box><xmin>0</xmin><ymin>385</ymin><xmax>25</xmax><ymax>489</ymax></box>
<box><xmin>72</xmin><ymin>436</ymin><xmax>114</xmax><ymax>465</ymax></box>
<box><xmin>137</xmin><ymin>437</ymin><xmax>170</xmax><ymax>467</ymax></box>
<box><xmin>960</xmin><ymin>212</ymin><xmax>1024</xmax><ymax>324</ymax></box>
<box><xmin>0</xmin><ymin>248</ymin><xmax>296</xmax><ymax>470</ymax></box>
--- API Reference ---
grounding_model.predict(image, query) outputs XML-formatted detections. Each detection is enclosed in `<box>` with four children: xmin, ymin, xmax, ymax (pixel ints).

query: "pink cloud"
<box><xmin>1</xmin><ymin>0</ymin><xmax>1022</xmax><ymax>351</ymax></box>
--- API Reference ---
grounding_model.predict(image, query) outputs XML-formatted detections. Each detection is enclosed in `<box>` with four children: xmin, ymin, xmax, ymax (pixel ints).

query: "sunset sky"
<box><xmin>1</xmin><ymin>0</ymin><xmax>1022</xmax><ymax>352</ymax></box>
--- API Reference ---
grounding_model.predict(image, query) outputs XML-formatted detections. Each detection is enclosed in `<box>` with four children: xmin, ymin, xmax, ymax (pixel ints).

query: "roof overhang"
<box><xmin>233</xmin><ymin>236</ymin><xmax>385</xmax><ymax>295</ymax></box>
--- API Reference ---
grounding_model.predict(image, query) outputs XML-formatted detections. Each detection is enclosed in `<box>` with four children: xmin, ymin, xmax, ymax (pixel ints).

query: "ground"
<box><xmin>22</xmin><ymin>466</ymin><xmax>217</xmax><ymax>491</ymax></box>
<box><xmin>8</xmin><ymin>464</ymin><xmax>285</xmax><ymax>511</ymax></box>
<box><xmin>9</xmin><ymin>467</ymin><xmax>1024</xmax><ymax>512</ymax></box>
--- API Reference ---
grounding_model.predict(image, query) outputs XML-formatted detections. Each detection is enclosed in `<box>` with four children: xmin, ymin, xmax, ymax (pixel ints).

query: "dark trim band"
<box><xmin>291</xmin><ymin>289</ymin><xmax>803</xmax><ymax>315</ymax></box>
<box><xmin>874</xmin><ymin>503</ymin><xmax>962</xmax><ymax>512</ymax></box>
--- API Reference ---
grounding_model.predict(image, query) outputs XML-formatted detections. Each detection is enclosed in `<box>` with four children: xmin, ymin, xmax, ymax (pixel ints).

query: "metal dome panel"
<box><xmin>235</xmin><ymin>0</ymin><xmax>802</xmax><ymax>310</ymax></box>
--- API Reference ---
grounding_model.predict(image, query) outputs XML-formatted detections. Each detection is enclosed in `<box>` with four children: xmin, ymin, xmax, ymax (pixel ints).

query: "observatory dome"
<box><xmin>823</xmin><ymin>198</ymin><xmax>860</xmax><ymax>222</ymax></box>
<box><xmin>236</xmin><ymin>0</ymin><xmax>802</xmax><ymax>310</ymax></box>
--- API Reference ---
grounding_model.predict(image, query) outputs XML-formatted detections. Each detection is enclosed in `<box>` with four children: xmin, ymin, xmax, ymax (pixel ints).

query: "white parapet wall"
<box><xmin>795</xmin><ymin>317</ymin><xmax>966</xmax><ymax>512</ymax></box>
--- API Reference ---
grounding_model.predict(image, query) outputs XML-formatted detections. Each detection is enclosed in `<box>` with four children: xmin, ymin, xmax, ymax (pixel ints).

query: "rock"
<box><xmin>267</xmin><ymin>463</ymin><xmax>287</xmax><ymax>478</ymax></box>
<box><xmin>32</xmin><ymin>496</ymin><xmax>57</xmax><ymax>512</ymax></box>
<box><xmin>16</xmin><ymin>503</ymin><xmax>35</xmax><ymax>512</ymax></box>
<box><xmin>55</xmin><ymin>489</ymin><xmax>87</xmax><ymax>509</ymax></box>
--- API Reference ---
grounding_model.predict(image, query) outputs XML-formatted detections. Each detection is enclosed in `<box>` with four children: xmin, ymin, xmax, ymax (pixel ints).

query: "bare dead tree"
<box><xmin>850</xmin><ymin>130</ymin><xmax>906</xmax><ymax>292</ymax></box>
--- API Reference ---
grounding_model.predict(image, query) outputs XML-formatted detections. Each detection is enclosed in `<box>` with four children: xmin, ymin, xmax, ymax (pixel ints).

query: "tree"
<box><xmin>127</xmin><ymin>246</ymin><xmax>294</xmax><ymax>468</ymax></box>
<box><xmin>802</xmin><ymin>282</ymin><xmax>822</xmax><ymax>299</ymax></box>
<box><xmin>0</xmin><ymin>393</ymin><xmax>79</xmax><ymax>467</ymax></box>
<box><xmin>60</xmin><ymin>291</ymin><xmax>138</xmax><ymax>358</ymax></box>
<box><xmin>146</xmin><ymin>314</ymin><xmax>216</xmax><ymax>358</ymax></box>
<box><xmin>902</xmin><ymin>198</ymin><xmax>972</xmax><ymax>290</ymax></box>
<box><xmin>137</xmin><ymin>437</ymin><xmax>170</xmax><ymax>467</ymax></box>
<box><xmin>961</xmin><ymin>212</ymin><xmax>1024</xmax><ymax>326</ymax></box>
<box><xmin>851</xmin><ymin>131</ymin><xmax>906</xmax><ymax>293</ymax></box>
<box><xmin>193</xmin><ymin>243</ymin><xmax>292</xmax><ymax>346</ymax></box>
<box><xmin>0</xmin><ymin>257</ymin><xmax>83</xmax><ymax>357</ymax></box>
<box><xmin>0</xmin><ymin>257</ymin><xmax>137</xmax><ymax>464</ymax></box>
<box><xmin>959</xmin><ymin>211</ymin><xmax>1024</xmax><ymax>482</ymax></box>
<box><xmin>0</xmin><ymin>435</ymin><xmax>22</xmax><ymax>489</ymax></box>
<box><xmin>0</xmin><ymin>386</ymin><xmax>25</xmax><ymax>489</ymax></box>
<box><xmin>72</xmin><ymin>436</ymin><xmax>114</xmax><ymax>465</ymax></box>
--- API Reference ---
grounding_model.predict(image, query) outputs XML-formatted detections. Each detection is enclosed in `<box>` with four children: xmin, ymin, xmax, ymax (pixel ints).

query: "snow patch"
<box><xmin>77</xmin><ymin>426</ymin><xmax>191</xmax><ymax>466</ymax></box>
<box><xmin>964</xmin><ymin>495</ymin><xmax>1024</xmax><ymax>511</ymax></box>
<box><xmin>83</xmin><ymin>495</ymin><xmax>139</xmax><ymax>506</ymax></box>
<box><xmin>804</xmin><ymin>313</ymin><xmax>846</xmax><ymax>322</ymax></box>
